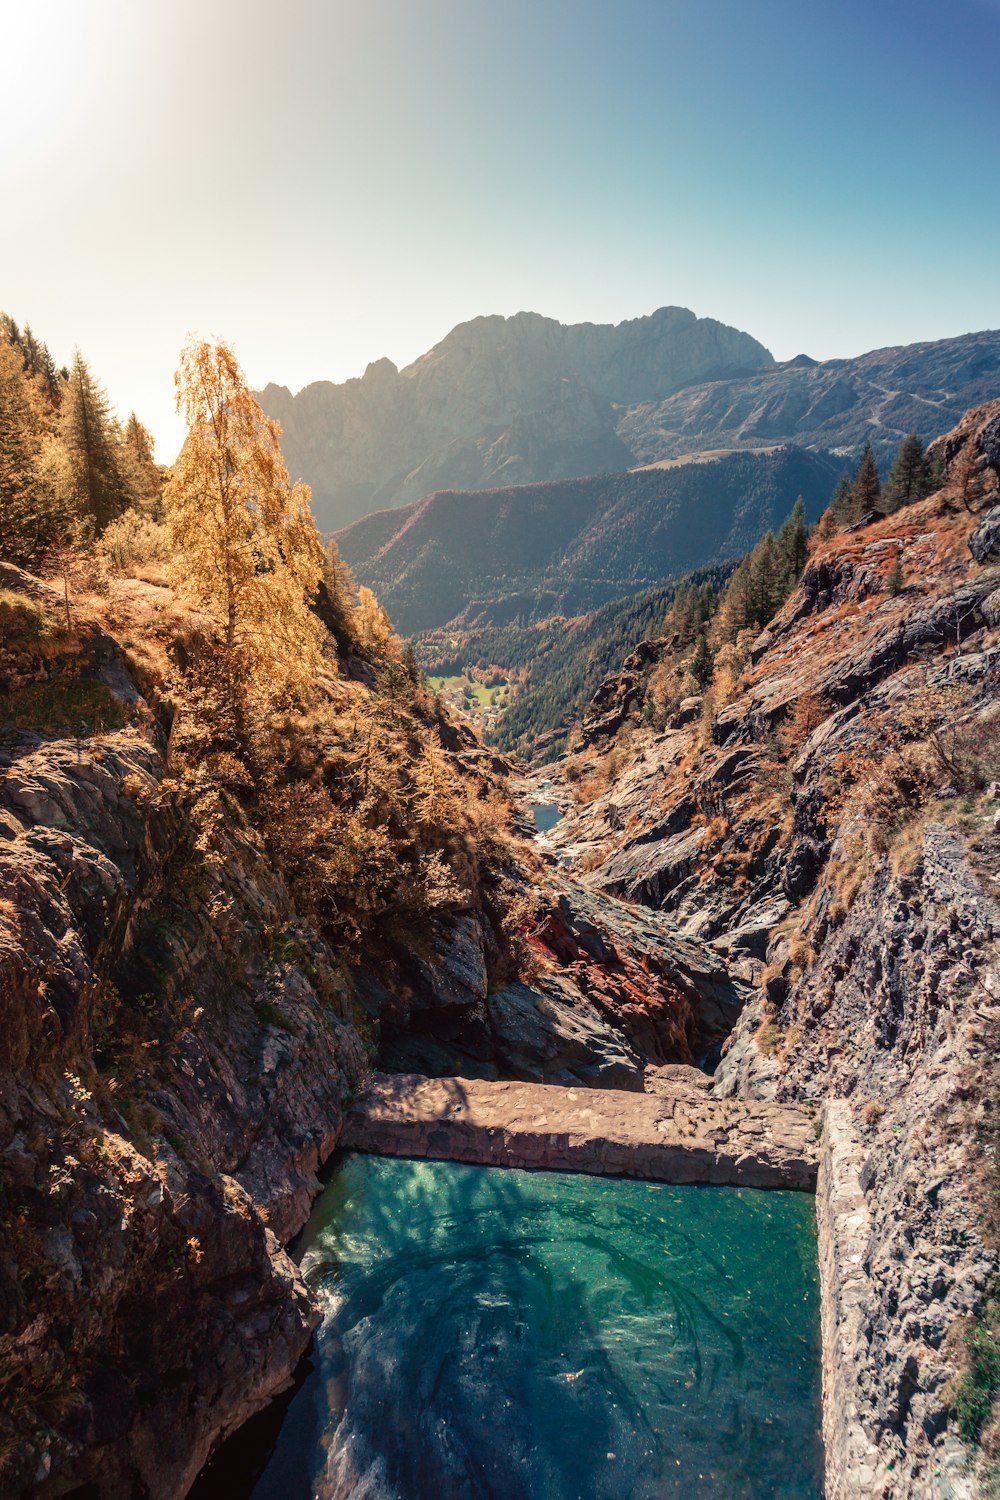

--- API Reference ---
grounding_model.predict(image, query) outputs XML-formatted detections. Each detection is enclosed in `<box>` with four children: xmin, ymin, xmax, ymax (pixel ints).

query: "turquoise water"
<box><xmin>530</xmin><ymin>801</ymin><xmax>562</xmax><ymax>834</ymax></box>
<box><xmin>205</xmin><ymin>1156</ymin><xmax>823</xmax><ymax>1500</ymax></box>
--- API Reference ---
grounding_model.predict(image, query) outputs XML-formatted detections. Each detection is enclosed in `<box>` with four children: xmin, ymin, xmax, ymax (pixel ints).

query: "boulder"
<box><xmin>969</xmin><ymin>504</ymin><xmax>1000</xmax><ymax>566</ymax></box>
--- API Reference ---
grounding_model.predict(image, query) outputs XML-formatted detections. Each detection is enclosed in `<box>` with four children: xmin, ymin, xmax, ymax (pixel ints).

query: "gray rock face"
<box><xmin>0</xmin><ymin>721</ymin><xmax>369</xmax><ymax>1500</ymax></box>
<box><xmin>969</xmin><ymin>504</ymin><xmax>1000</xmax><ymax>565</ymax></box>
<box><xmin>259</xmin><ymin>306</ymin><xmax>773</xmax><ymax>527</ymax></box>
<box><xmin>719</xmin><ymin>824</ymin><xmax>999</xmax><ymax>1497</ymax></box>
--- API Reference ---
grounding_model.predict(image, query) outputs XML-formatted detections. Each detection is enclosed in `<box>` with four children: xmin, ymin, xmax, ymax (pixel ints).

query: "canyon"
<box><xmin>2</xmin><ymin>397</ymin><xmax>1000</xmax><ymax>1499</ymax></box>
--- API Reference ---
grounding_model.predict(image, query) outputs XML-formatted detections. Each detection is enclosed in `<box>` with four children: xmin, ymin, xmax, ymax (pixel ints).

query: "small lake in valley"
<box><xmin>530</xmin><ymin>801</ymin><xmax>563</xmax><ymax>834</ymax></box>
<box><xmin>195</xmin><ymin>1155</ymin><xmax>823</xmax><ymax>1500</ymax></box>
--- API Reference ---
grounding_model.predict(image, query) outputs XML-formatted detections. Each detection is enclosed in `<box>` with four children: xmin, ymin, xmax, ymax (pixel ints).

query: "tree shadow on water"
<box><xmin>196</xmin><ymin>1078</ymin><xmax>822</xmax><ymax>1500</ymax></box>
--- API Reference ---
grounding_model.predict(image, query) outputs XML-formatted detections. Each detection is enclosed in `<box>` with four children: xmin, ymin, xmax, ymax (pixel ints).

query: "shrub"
<box><xmin>98</xmin><ymin>509</ymin><xmax>170</xmax><ymax>573</ymax></box>
<box><xmin>0</xmin><ymin>589</ymin><xmax>53</xmax><ymax>640</ymax></box>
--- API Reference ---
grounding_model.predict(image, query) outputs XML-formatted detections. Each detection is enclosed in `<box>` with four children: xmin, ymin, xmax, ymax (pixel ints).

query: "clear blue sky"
<box><xmin>3</xmin><ymin>0</ymin><xmax>998</xmax><ymax>459</ymax></box>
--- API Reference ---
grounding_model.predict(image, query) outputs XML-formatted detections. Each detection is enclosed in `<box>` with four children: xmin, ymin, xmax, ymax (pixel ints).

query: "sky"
<box><xmin>3</xmin><ymin>0</ymin><xmax>1000</xmax><ymax>461</ymax></box>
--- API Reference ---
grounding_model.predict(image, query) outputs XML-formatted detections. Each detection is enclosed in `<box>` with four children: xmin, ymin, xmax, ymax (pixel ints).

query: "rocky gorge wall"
<box><xmin>536</xmin><ymin>412</ymin><xmax>1000</xmax><ymax>1496</ymax></box>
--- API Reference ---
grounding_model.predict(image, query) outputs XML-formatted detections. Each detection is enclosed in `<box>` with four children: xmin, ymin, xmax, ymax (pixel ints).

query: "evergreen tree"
<box><xmin>776</xmin><ymin>496</ymin><xmax>808</xmax><ymax>587</ymax></box>
<box><xmin>748</xmin><ymin>530</ymin><xmax>781</xmax><ymax>627</ymax></box>
<box><xmin>927</xmin><ymin>451</ymin><xmax>946</xmax><ymax>493</ymax></box>
<box><xmin>846</xmin><ymin>443</ymin><xmax>881</xmax><ymax>525</ymax></box>
<box><xmin>122</xmin><ymin>412</ymin><xmax>161</xmax><ymax>513</ymax></box>
<box><xmin>830</xmin><ymin>472</ymin><xmax>853</xmax><ymax>528</ymax></box>
<box><xmin>885</xmin><ymin>550</ymin><xmax>904</xmax><ymax>596</ymax></box>
<box><xmin>0</xmin><ymin>338</ymin><xmax>43</xmax><ymax>567</ymax></box>
<box><xmin>691</xmin><ymin>631</ymin><xmax>712</xmax><ymax>685</ymax></box>
<box><xmin>403</xmin><ymin>640</ymin><xmax>420</xmax><ymax>684</ymax></box>
<box><xmin>60</xmin><ymin>351</ymin><xmax>134</xmax><ymax>533</ymax></box>
<box><xmin>883</xmin><ymin>432</ymin><xmax>929</xmax><ymax>512</ymax></box>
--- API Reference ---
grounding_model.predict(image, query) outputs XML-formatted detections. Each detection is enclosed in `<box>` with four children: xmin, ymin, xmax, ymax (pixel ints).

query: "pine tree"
<box><xmin>315</xmin><ymin>537</ymin><xmax>361</xmax><ymax>653</ymax></box>
<box><xmin>748</xmin><ymin>530</ymin><xmax>781</xmax><ymax>628</ymax></box>
<box><xmin>830</xmin><ymin>473</ymin><xmax>854</xmax><ymax>528</ymax></box>
<box><xmin>122</xmin><ymin>412</ymin><xmax>161</xmax><ymax>514</ymax></box>
<box><xmin>164</xmin><ymin>338</ymin><xmax>324</xmax><ymax>703</ymax></box>
<box><xmin>776</xmin><ymin>496</ymin><xmax>808</xmax><ymax>588</ymax></box>
<box><xmin>846</xmin><ymin>443</ymin><xmax>881</xmax><ymax>525</ymax></box>
<box><xmin>403</xmin><ymin>640</ymin><xmax>420</xmax><ymax>684</ymax></box>
<box><xmin>0</xmin><ymin>338</ymin><xmax>44</xmax><ymax>567</ymax></box>
<box><xmin>883</xmin><ymin>433</ymin><xmax>929</xmax><ymax>512</ymax></box>
<box><xmin>885</xmin><ymin>550</ymin><xmax>904</xmax><ymax>596</ymax></box>
<box><xmin>713</xmin><ymin>556</ymin><xmax>753</xmax><ymax>643</ymax></box>
<box><xmin>60</xmin><ymin>351</ymin><xmax>134</xmax><ymax>533</ymax></box>
<box><xmin>691</xmin><ymin>631</ymin><xmax>712</xmax><ymax>685</ymax></box>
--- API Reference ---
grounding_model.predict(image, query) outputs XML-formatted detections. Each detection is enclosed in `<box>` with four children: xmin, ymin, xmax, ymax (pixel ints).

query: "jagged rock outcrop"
<box><xmin>259</xmin><ymin>306</ymin><xmax>773</xmax><ymax>529</ymax></box>
<box><xmin>374</xmin><ymin>874</ymin><xmax>749</xmax><ymax>1087</ymax></box>
<box><xmin>0</xmin><ymin>585</ymin><xmax>370</xmax><ymax>1496</ymax></box>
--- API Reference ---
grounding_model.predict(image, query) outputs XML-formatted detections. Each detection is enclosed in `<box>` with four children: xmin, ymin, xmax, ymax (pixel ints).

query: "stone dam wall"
<box><xmin>342</xmin><ymin>1070</ymin><xmax>819</xmax><ymax>1190</ymax></box>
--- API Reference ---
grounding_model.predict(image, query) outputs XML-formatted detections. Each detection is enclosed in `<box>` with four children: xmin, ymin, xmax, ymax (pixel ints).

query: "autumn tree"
<box><xmin>163</xmin><ymin>339</ymin><xmax>324</xmax><ymax>704</ymax></box>
<box><xmin>0</xmin><ymin>337</ymin><xmax>70</xmax><ymax>567</ymax></box>
<box><xmin>949</xmin><ymin>437</ymin><xmax>985</xmax><ymax>513</ymax></box>
<box><xmin>60</xmin><ymin>351</ymin><xmax>134</xmax><ymax>532</ymax></box>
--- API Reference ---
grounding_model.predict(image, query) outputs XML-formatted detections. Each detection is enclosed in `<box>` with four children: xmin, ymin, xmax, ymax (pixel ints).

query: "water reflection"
<box><xmin>203</xmin><ymin>1157</ymin><xmax>823</xmax><ymax>1500</ymax></box>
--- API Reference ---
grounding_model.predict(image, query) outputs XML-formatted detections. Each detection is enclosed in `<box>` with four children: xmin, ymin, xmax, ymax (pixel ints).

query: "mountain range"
<box><xmin>261</xmin><ymin>310</ymin><xmax>1000</xmax><ymax>533</ymax></box>
<box><xmin>259</xmin><ymin>307</ymin><xmax>772</xmax><ymax>529</ymax></box>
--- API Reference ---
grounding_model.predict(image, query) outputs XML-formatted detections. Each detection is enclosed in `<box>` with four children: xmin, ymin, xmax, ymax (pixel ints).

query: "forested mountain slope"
<box><xmin>336</xmin><ymin>446</ymin><xmax>841</xmax><ymax>633</ymax></box>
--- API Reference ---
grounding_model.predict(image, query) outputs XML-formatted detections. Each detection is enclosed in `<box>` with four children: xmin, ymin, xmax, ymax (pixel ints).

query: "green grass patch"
<box><xmin>952</xmin><ymin>1296</ymin><xmax>1000</xmax><ymax>1445</ymax></box>
<box><xmin>255</xmin><ymin>1000</ymin><xmax>299</xmax><ymax>1036</ymax></box>
<box><xmin>427</xmin><ymin>673</ymin><xmax>506</xmax><ymax>710</ymax></box>
<box><xmin>0</xmin><ymin>590</ymin><xmax>56</xmax><ymax>641</ymax></box>
<box><xmin>0</xmin><ymin>676</ymin><xmax>127</xmax><ymax>736</ymax></box>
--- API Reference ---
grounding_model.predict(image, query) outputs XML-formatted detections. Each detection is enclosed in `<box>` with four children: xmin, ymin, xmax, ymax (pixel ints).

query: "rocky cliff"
<box><xmin>259</xmin><ymin>307</ymin><xmax>773</xmax><ymax>529</ymax></box>
<box><xmin>0</xmin><ymin>559</ymin><xmax>753</xmax><ymax>1496</ymax></box>
<box><xmin>536</xmin><ymin>401</ymin><xmax>1000</xmax><ymax>1495</ymax></box>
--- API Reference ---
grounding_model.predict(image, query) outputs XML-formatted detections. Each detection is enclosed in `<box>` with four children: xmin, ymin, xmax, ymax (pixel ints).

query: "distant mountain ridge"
<box><xmin>621</xmin><ymin>329</ymin><xmax>1000</xmax><ymax>468</ymax></box>
<box><xmin>335</xmin><ymin>447</ymin><xmax>842</xmax><ymax>634</ymax></box>
<box><xmin>261</xmin><ymin>312</ymin><xmax>1000</xmax><ymax>533</ymax></box>
<box><xmin>259</xmin><ymin>307</ymin><xmax>774</xmax><ymax>529</ymax></box>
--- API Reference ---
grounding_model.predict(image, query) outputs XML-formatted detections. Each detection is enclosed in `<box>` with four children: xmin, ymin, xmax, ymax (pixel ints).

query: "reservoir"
<box><xmin>199</xmin><ymin>1155</ymin><xmax>823</xmax><ymax>1500</ymax></box>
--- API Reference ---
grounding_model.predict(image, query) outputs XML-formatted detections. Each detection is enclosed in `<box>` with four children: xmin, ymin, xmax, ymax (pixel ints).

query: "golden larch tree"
<box><xmin>164</xmin><ymin>339</ymin><xmax>324</xmax><ymax>702</ymax></box>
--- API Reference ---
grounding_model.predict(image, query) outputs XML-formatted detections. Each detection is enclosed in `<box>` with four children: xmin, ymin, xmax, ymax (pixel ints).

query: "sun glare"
<box><xmin>3</xmin><ymin>4</ymin><xmax>99</xmax><ymax>168</ymax></box>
